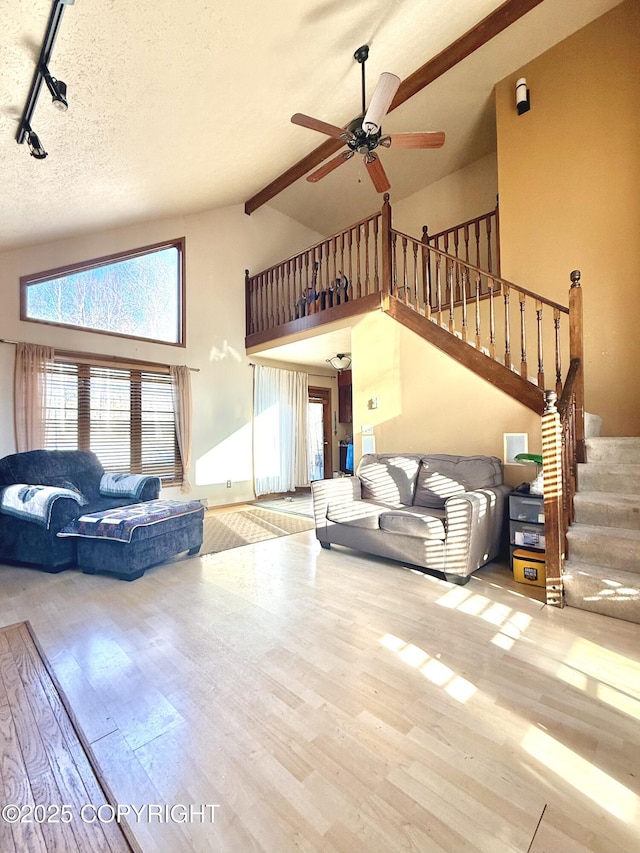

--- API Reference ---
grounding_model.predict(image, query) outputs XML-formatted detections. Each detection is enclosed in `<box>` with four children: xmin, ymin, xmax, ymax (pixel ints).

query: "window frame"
<box><xmin>44</xmin><ymin>350</ymin><xmax>184</xmax><ymax>487</ymax></box>
<box><xmin>20</xmin><ymin>238</ymin><xmax>186</xmax><ymax>347</ymax></box>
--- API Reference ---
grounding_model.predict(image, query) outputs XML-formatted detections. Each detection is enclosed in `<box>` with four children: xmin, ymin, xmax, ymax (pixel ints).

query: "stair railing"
<box><xmin>424</xmin><ymin>202</ymin><xmax>500</xmax><ymax>278</ymax></box>
<box><xmin>390</xmin><ymin>224</ymin><xmax>576</xmax><ymax>403</ymax></box>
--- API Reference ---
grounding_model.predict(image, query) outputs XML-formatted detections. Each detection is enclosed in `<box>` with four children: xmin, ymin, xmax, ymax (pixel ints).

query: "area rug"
<box><xmin>201</xmin><ymin>507</ymin><xmax>314</xmax><ymax>555</ymax></box>
<box><xmin>0</xmin><ymin>621</ymin><xmax>140</xmax><ymax>851</ymax></box>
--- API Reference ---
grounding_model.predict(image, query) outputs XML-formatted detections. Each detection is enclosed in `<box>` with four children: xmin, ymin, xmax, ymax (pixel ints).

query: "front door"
<box><xmin>308</xmin><ymin>387</ymin><xmax>332</xmax><ymax>481</ymax></box>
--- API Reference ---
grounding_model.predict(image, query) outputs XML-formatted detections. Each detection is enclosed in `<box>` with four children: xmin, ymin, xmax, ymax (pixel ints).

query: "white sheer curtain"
<box><xmin>14</xmin><ymin>342</ymin><xmax>54</xmax><ymax>452</ymax></box>
<box><xmin>253</xmin><ymin>365</ymin><xmax>309</xmax><ymax>497</ymax></box>
<box><xmin>170</xmin><ymin>365</ymin><xmax>193</xmax><ymax>493</ymax></box>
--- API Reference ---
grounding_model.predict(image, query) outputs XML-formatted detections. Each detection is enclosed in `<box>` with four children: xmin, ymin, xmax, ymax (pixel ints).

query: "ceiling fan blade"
<box><xmin>362</xmin><ymin>72</ymin><xmax>401</xmax><ymax>135</ymax></box>
<box><xmin>291</xmin><ymin>113</ymin><xmax>350</xmax><ymax>140</ymax></box>
<box><xmin>365</xmin><ymin>153</ymin><xmax>390</xmax><ymax>193</ymax></box>
<box><xmin>307</xmin><ymin>151</ymin><xmax>354</xmax><ymax>183</ymax></box>
<box><xmin>382</xmin><ymin>131</ymin><xmax>446</xmax><ymax>150</ymax></box>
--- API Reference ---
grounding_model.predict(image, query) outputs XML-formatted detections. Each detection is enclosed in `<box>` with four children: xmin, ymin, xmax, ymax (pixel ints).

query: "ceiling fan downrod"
<box><xmin>353</xmin><ymin>45</ymin><xmax>369</xmax><ymax>116</ymax></box>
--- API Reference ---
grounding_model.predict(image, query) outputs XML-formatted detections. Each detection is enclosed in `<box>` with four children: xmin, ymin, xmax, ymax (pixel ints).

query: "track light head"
<box><xmin>43</xmin><ymin>67</ymin><xmax>68</xmax><ymax>111</ymax></box>
<box><xmin>25</xmin><ymin>127</ymin><xmax>48</xmax><ymax>160</ymax></box>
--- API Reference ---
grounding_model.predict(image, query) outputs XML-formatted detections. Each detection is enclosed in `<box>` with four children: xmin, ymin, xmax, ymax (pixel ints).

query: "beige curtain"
<box><xmin>14</xmin><ymin>342</ymin><xmax>54</xmax><ymax>453</ymax></box>
<box><xmin>170</xmin><ymin>365</ymin><xmax>192</xmax><ymax>492</ymax></box>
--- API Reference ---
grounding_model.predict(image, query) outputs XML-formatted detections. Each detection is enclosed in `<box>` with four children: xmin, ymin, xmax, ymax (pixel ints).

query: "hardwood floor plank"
<box><xmin>1</xmin><ymin>530</ymin><xmax>639</xmax><ymax>853</ymax></box>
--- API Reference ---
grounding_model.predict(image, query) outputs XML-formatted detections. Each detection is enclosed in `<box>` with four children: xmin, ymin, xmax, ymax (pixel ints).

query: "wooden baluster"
<box><xmin>277</xmin><ymin>265</ymin><xmax>284</xmax><ymax>325</ymax></box>
<box><xmin>453</xmin><ymin>228</ymin><xmax>460</xmax><ymax>301</ymax></box>
<box><xmin>475</xmin><ymin>271</ymin><xmax>482</xmax><ymax>349</ymax></box>
<box><xmin>325</xmin><ymin>240</ymin><xmax>331</xmax><ymax>298</ymax></box>
<box><xmin>331</xmin><ymin>236</ymin><xmax>337</xmax><ymax>305</ymax></box>
<box><xmin>448</xmin><ymin>258</ymin><xmax>455</xmax><ymax>333</ymax></box>
<box><xmin>488</xmin><ymin>277</ymin><xmax>496</xmax><ymax>359</ymax></box>
<box><xmin>373</xmin><ymin>217</ymin><xmax>379</xmax><ymax>291</ymax></box>
<box><xmin>391</xmin><ymin>233</ymin><xmax>398</xmax><ymax>297</ymax></box>
<box><xmin>494</xmin><ymin>202</ymin><xmax>501</xmax><ymax>277</ymax></box>
<box><xmin>264</xmin><ymin>270</ymin><xmax>270</xmax><ymax>329</ymax></box>
<box><xmin>475</xmin><ymin>221</ymin><xmax>481</xmax><ymax>272</ymax></box>
<box><xmin>486</xmin><ymin>215</ymin><xmax>493</xmax><ymax>274</ymax></box>
<box><xmin>303</xmin><ymin>251</ymin><xmax>310</xmax><ymax>317</ymax></box>
<box><xmin>536</xmin><ymin>299</ymin><xmax>545</xmax><ymax>388</ymax></box>
<box><xmin>402</xmin><ymin>236</ymin><xmax>409</xmax><ymax>304</ymax></box>
<box><xmin>435</xmin><ymin>254</ymin><xmax>443</xmax><ymax>326</ymax></box>
<box><xmin>347</xmin><ymin>228</ymin><xmax>353</xmax><ymax>301</ymax></box>
<box><xmin>519</xmin><ymin>292</ymin><xmax>528</xmax><ymax>379</ymax></box>
<box><xmin>464</xmin><ymin>224</ymin><xmax>470</xmax><ymax>266</ymax></box>
<box><xmin>503</xmin><ymin>282</ymin><xmax>511</xmax><ymax>369</ymax></box>
<box><xmin>364</xmin><ymin>220</ymin><xmax>370</xmax><ymax>295</ymax></box>
<box><xmin>412</xmin><ymin>241</ymin><xmax>419</xmax><ymax>312</ymax></box>
<box><xmin>461</xmin><ymin>264</ymin><xmax>468</xmax><ymax>343</ymax></box>
<box><xmin>245</xmin><ymin>270</ymin><xmax>251</xmax><ymax>336</ymax></box>
<box><xmin>421</xmin><ymin>226</ymin><xmax>431</xmax><ymax>319</ymax></box>
<box><xmin>356</xmin><ymin>224</ymin><xmax>362</xmax><ymax>298</ymax></box>
<box><xmin>554</xmin><ymin>308</ymin><xmax>562</xmax><ymax>396</ymax></box>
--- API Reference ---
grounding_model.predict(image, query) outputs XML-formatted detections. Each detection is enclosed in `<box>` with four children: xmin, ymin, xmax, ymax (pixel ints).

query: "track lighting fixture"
<box><xmin>24</xmin><ymin>125</ymin><xmax>48</xmax><ymax>160</ymax></box>
<box><xmin>43</xmin><ymin>67</ymin><xmax>68</xmax><ymax>112</ymax></box>
<box><xmin>15</xmin><ymin>0</ymin><xmax>75</xmax><ymax>156</ymax></box>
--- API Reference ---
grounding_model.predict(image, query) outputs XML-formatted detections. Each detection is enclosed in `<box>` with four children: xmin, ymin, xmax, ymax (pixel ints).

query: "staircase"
<box><xmin>564</xmin><ymin>437</ymin><xmax>640</xmax><ymax>624</ymax></box>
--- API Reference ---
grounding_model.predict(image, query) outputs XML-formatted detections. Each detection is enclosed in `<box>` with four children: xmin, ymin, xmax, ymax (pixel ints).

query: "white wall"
<box><xmin>0</xmin><ymin>203</ymin><xmax>323</xmax><ymax>506</ymax></box>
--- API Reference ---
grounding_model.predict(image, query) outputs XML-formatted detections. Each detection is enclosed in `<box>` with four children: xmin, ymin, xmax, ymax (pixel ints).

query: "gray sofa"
<box><xmin>311</xmin><ymin>453</ymin><xmax>510</xmax><ymax>584</ymax></box>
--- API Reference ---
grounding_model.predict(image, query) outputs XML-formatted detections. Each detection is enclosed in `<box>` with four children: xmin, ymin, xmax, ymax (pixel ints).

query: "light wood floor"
<box><xmin>0</xmin><ymin>529</ymin><xmax>639</xmax><ymax>852</ymax></box>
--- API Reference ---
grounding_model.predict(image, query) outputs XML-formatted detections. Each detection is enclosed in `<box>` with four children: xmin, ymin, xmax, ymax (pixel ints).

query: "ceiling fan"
<box><xmin>292</xmin><ymin>45</ymin><xmax>445</xmax><ymax>193</ymax></box>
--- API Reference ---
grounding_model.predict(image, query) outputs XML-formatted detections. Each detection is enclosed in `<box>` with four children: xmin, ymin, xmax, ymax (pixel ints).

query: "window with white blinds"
<box><xmin>44</xmin><ymin>357</ymin><xmax>182</xmax><ymax>485</ymax></box>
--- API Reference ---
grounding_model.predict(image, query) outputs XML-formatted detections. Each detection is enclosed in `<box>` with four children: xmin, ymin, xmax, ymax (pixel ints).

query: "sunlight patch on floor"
<box><xmin>522</xmin><ymin>726</ymin><xmax>638</xmax><ymax>823</ymax></box>
<box><xmin>379</xmin><ymin>633</ymin><xmax>477</xmax><ymax>703</ymax></box>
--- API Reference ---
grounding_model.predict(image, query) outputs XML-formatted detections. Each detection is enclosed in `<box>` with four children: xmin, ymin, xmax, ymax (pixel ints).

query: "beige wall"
<box><xmin>496</xmin><ymin>0</ymin><xmax>640</xmax><ymax>435</ymax></box>
<box><xmin>392</xmin><ymin>153</ymin><xmax>498</xmax><ymax>239</ymax></box>
<box><xmin>0</xmin><ymin>204</ymin><xmax>323</xmax><ymax>506</ymax></box>
<box><xmin>350</xmin><ymin>311</ymin><xmax>540</xmax><ymax>487</ymax></box>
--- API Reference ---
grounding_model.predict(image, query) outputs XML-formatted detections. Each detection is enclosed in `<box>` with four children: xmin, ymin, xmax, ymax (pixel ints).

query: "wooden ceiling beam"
<box><xmin>244</xmin><ymin>0</ymin><xmax>545</xmax><ymax>216</ymax></box>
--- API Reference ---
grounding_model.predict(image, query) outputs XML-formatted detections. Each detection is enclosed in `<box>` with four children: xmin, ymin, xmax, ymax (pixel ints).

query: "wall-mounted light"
<box><xmin>326</xmin><ymin>353</ymin><xmax>352</xmax><ymax>372</ymax></box>
<box><xmin>516</xmin><ymin>77</ymin><xmax>530</xmax><ymax>115</ymax></box>
<box><xmin>24</xmin><ymin>124</ymin><xmax>48</xmax><ymax>160</ymax></box>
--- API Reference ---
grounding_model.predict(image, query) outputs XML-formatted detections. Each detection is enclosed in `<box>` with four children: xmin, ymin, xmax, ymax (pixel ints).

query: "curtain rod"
<box><xmin>249</xmin><ymin>362</ymin><xmax>334</xmax><ymax>379</ymax></box>
<box><xmin>0</xmin><ymin>338</ymin><xmax>199</xmax><ymax>372</ymax></box>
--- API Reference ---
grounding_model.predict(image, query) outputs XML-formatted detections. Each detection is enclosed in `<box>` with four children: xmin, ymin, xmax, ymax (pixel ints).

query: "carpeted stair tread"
<box><xmin>577</xmin><ymin>462</ymin><xmax>640</xmax><ymax>494</ymax></box>
<box><xmin>574</xmin><ymin>491</ymin><xmax>640</xmax><ymax>530</ymax></box>
<box><xmin>567</xmin><ymin>523</ymin><xmax>640</xmax><ymax>573</ymax></box>
<box><xmin>585</xmin><ymin>436</ymin><xmax>640</xmax><ymax>464</ymax></box>
<box><xmin>563</xmin><ymin>561</ymin><xmax>640</xmax><ymax>624</ymax></box>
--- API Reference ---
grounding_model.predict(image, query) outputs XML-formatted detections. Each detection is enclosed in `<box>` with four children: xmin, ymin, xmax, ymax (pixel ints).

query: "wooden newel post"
<box><xmin>245</xmin><ymin>269</ymin><xmax>251</xmax><ymax>337</ymax></box>
<box><xmin>380</xmin><ymin>193</ymin><xmax>392</xmax><ymax>307</ymax></box>
<box><xmin>542</xmin><ymin>389</ymin><xmax>564</xmax><ymax>607</ymax></box>
<box><xmin>569</xmin><ymin>269</ymin><xmax>585</xmax><ymax>462</ymax></box>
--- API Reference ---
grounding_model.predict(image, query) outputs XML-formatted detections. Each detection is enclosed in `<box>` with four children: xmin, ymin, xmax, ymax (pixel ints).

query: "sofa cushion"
<box><xmin>414</xmin><ymin>454</ymin><xmax>503</xmax><ymax>508</ymax></box>
<box><xmin>379</xmin><ymin>509</ymin><xmax>445</xmax><ymax>539</ymax></box>
<box><xmin>326</xmin><ymin>499</ymin><xmax>387</xmax><ymax>529</ymax></box>
<box><xmin>357</xmin><ymin>454</ymin><xmax>422</xmax><ymax>506</ymax></box>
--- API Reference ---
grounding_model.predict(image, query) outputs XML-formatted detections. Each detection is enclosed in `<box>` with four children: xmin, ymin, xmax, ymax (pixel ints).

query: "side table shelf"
<box><xmin>509</xmin><ymin>493</ymin><xmax>546</xmax><ymax>587</ymax></box>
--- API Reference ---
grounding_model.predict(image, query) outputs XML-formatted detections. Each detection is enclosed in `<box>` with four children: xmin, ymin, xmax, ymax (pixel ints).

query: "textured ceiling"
<box><xmin>0</xmin><ymin>0</ymin><xmax>623</xmax><ymax>252</ymax></box>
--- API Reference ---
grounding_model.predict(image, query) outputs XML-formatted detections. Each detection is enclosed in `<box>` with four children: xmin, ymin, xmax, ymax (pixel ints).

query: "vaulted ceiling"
<box><xmin>0</xmin><ymin>0</ymin><xmax>622</xmax><ymax>252</ymax></box>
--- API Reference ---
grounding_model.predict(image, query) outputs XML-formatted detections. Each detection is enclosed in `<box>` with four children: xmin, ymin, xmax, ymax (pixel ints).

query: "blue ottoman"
<box><xmin>58</xmin><ymin>499</ymin><xmax>204</xmax><ymax>580</ymax></box>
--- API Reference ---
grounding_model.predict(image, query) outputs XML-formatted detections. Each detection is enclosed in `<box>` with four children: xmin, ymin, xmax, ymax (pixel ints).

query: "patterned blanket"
<box><xmin>99</xmin><ymin>472</ymin><xmax>161</xmax><ymax>500</ymax></box>
<box><xmin>57</xmin><ymin>499</ymin><xmax>204</xmax><ymax>543</ymax></box>
<box><xmin>0</xmin><ymin>484</ymin><xmax>86</xmax><ymax>529</ymax></box>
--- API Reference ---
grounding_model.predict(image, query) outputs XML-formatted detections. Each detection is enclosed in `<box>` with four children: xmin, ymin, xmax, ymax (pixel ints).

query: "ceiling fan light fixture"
<box><xmin>327</xmin><ymin>353</ymin><xmax>352</xmax><ymax>372</ymax></box>
<box><xmin>363</xmin><ymin>72</ymin><xmax>401</xmax><ymax>135</ymax></box>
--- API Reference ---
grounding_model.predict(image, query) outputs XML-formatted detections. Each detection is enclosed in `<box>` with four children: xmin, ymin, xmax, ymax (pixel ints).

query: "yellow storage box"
<box><xmin>513</xmin><ymin>548</ymin><xmax>546</xmax><ymax>587</ymax></box>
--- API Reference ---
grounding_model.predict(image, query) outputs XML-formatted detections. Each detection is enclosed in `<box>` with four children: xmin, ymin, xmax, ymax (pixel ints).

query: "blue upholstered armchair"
<box><xmin>0</xmin><ymin>450</ymin><xmax>160</xmax><ymax>572</ymax></box>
